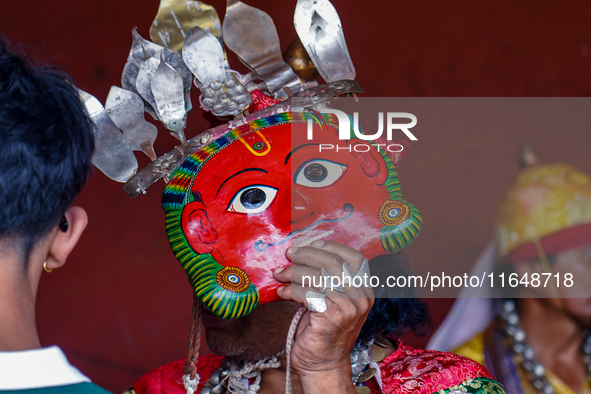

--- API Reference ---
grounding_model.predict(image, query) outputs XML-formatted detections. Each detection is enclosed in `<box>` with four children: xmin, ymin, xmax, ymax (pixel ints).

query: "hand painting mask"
<box><xmin>162</xmin><ymin>112</ymin><xmax>422</xmax><ymax>319</ymax></box>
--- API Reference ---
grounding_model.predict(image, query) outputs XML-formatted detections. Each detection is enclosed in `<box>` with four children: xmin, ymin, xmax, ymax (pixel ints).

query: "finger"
<box><xmin>278</xmin><ymin>284</ymin><xmax>371</xmax><ymax>325</ymax></box>
<box><xmin>287</xmin><ymin>241</ymin><xmax>365</xmax><ymax>272</ymax></box>
<box><xmin>279</xmin><ymin>279</ymin><xmax>369</xmax><ymax>318</ymax></box>
<box><xmin>277</xmin><ymin>283</ymin><xmax>341</xmax><ymax>305</ymax></box>
<box><xmin>309</xmin><ymin>240</ymin><xmax>366</xmax><ymax>271</ymax></box>
<box><xmin>274</xmin><ymin>265</ymin><xmax>322</xmax><ymax>287</ymax></box>
<box><xmin>312</xmin><ymin>241</ymin><xmax>373</xmax><ymax>298</ymax></box>
<box><xmin>286</xmin><ymin>246</ymin><xmax>348</xmax><ymax>277</ymax></box>
<box><xmin>287</xmin><ymin>250</ymin><xmax>373</xmax><ymax>298</ymax></box>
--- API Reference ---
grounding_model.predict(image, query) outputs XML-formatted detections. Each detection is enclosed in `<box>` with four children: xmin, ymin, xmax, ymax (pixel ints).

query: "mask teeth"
<box><xmin>295</xmin><ymin>230</ymin><xmax>334</xmax><ymax>247</ymax></box>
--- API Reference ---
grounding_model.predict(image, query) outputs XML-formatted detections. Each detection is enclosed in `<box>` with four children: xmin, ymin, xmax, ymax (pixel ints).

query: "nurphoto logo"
<box><xmin>307</xmin><ymin>109</ymin><xmax>417</xmax><ymax>153</ymax></box>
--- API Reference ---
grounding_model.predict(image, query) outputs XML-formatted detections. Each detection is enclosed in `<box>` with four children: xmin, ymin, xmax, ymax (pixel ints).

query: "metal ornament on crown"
<box><xmin>79</xmin><ymin>0</ymin><xmax>422</xmax><ymax>320</ymax></box>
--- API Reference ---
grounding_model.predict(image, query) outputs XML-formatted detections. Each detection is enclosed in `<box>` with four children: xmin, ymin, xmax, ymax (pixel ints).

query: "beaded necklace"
<box><xmin>199</xmin><ymin>337</ymin><xmax>394</xmax><ymax>394</ymax></box>
<box><xmin>500</xmin><ymin>299</ymin><xmax>591</xmax><ymax>394</ymax></box>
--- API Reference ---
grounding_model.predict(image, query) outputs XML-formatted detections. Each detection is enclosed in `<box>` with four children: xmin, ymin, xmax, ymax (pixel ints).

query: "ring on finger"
<box><xmin>305</xmin><ymin>290</ymin><xmax>327</xmax><ymax>313</ymax></box>
<box><xmin>321</xmin><ymin>267</ymin><xmax>345</xmax><ymax>293</ymax></box>
<box><xmin>342</xmin><ymin>258</ymin><xmax>370</xmax><ymax>288</ymax></box>
<box><xmin>319</xmin><ymin>269</ymin><xmax>328</xmax><ymax>293</ymax></box>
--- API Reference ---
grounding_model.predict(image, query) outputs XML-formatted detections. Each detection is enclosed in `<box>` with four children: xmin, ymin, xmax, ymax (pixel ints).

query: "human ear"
<box><xmin>45</xmin><ymin>206</ymin><xmax>88</xmax><ymax>271</ymax></box>
<box><xmin>182</xmin><ymin>201</ymin><xmax>218</xmax><ymax>254</ymax></box>
<box><xmin>349</xmin><ymin>141</ymin><xmax>388</xmax><ymax>184</ymax></box>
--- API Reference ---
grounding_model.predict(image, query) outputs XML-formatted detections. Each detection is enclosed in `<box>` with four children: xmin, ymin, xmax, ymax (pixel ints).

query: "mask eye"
<box><xmin>227</xmin><ymin>185</ymin><xmax>278</xmax><ymax>215</ymax></box>
<box><xmin>295</xmin><ymin>159</ymin><xmax>348</xmax><ymax>188</ymax></box>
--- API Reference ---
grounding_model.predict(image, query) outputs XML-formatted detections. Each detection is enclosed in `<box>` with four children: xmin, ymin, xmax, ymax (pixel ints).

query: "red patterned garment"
<box><xmin>132</xmin><ymin>355</ymin><xmax>224</xmax><ymax>394</ymax></box>
<box><xmin>131</xmin><ymin>341</ymin><xmax>505</xmax><ymax>394</ymax></box>
<box><xmin>377</xmin><ymin>340</ymin><xmax>504</xmax><ymax>394</ymax></box>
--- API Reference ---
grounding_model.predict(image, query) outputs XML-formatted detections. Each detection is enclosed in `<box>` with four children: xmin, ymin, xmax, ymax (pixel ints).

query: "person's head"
<box><xmin>511</xmin><ymin>243</ymin><xmax>591</xmax><ymax>327</ymax></box>
<box><xmin>203</xmin><ymin>252</ymin><xmax>431</xmax><ymax>360</ymax></box>
<box><xmin>0</xmin><ymin>36</ymin><xmax>94</xmax><ymax>280</ymax></box>
<box><xmin>495</xmin><ymin>155</ymin><xmax>591</xmax><ymax>326</ymax></box>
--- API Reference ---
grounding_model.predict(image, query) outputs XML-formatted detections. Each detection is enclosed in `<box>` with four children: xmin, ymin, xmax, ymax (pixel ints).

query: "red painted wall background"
<box><xmin>2</xmin><ymin>0</ymin><xmax>591</xmax><ymax>391</ymax></box>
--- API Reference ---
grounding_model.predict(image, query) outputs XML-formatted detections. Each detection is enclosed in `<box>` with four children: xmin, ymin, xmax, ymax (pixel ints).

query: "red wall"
<box><xmin>2</xmin><ymin>0</ymin><xmax>591</xmax><ymax>391</ymax></box>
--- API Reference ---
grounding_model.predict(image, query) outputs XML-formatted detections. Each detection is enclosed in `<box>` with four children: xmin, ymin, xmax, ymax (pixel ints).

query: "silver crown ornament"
<box><xmin>82</xmin><ymin>0</ymin><xmax>363</xmax><ymax>192</ymax></box>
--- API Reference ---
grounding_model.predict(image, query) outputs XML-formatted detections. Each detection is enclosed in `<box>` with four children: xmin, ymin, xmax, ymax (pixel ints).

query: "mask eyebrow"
<box><xmin>215</xmin><ymin>168</ymin><xmax>269</xmax><ymax>198</ymax></box>
<box><xmin>284</xmin><ymin>143</ymin><xmax>322</xmax><ymax>165</ymax></box>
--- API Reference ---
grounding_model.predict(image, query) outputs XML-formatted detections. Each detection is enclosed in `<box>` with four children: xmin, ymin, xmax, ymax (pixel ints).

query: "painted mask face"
<box><xmin>162</xmin><ymin>112</ymin><xmax>421</xmax><ymax>319</ymax></box>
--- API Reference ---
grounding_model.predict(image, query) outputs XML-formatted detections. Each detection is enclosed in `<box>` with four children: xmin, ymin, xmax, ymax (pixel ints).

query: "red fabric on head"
<box><xmin>504</xmin><ymin>223</ymin><xmax>591</xmax><ymax>263</ymax></box>
<box><xmin>249</xmin><ymin>89</ymin><xmax>281</xmax><ymax>112</ymax></box>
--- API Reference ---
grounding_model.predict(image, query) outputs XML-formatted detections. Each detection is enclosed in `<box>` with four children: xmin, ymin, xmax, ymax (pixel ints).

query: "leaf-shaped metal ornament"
<box><xmin>294</xmin><ymin>0</ymin><xmax>356</xmax><ymax>82</ymax></box>
<box><xmin>182</xmin><ymin>26</ymin><xmax>226</xmax><ymax>85</ymax></box>
<box><xmin>136</xmin><ymin>56</ymin><xmax>161</xmax><ymax>114</ymax></box>
<box><xmin>105</xmin><ymin>86</ymin><xmax>159</xmax><ymax>161</ymax></box>
<box><xmin>151</xmin><ymin>55</ymin><xmax>186</xmax><ymax>142</ymax></box>
<box><xmin>150</xmin><ymin>0</ymin><xmax>223</xmax><ymax>52</ymax></box>
<box><xmin>121</xmin><ymin>41</ymin><xmax>158</xmax><ymax>120</ymax></box>
<box><xmin>183</xmin><ymin>26</ymin><xmax>252</xmax><ymax>117</ymax></box>
<box><xmin>121</xmin><ymin>28</ymin><xmax>193</xmax><ymax>116</ymax></box>
<box><xmin>222</xmin><ymin>0</ymin><xmax>300</xmax><ymax>98</ymax></box>
<box><xmin>78</xmin><ymin>89</ymin><xmax>138</xmax><ymax>183</ymax></box>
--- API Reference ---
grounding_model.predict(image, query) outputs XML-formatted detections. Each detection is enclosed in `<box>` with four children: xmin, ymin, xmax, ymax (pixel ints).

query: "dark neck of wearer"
<box><xmin>258</xmin><ymin>358</ymin><xmax>302</xmax><ymax>394</ymax></box>
<box><xmin>517</xmin><ymin>298</ymin><xmax>586</xmax><ymax>392</ymax></box>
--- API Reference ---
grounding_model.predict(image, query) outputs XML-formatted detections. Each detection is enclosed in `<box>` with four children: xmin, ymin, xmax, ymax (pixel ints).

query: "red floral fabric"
<box><xmin>379</xmin><ymin>340</ymin><xmax>493</xmax><ymax>394</ymax></box>
<box><xmin>132</xmin><ymin>341</ymin><xmax>493</xmax><ymax>394</ymax></box>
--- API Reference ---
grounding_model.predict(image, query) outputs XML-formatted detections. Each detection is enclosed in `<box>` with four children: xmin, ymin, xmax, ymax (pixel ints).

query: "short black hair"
<box><xmin>0</xmin><ymin>36</ymin><xmax>94</xmax><ymax>258</ymax></box>
<box><xmin>358</xmin><ymin>253</ymin><xmax>432</xmax><ymax>341</ymax></box>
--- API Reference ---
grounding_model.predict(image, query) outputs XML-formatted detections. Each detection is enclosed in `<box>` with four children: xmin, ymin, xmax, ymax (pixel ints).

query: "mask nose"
<box><xmin>291</xmin><ymin>190</ymin><xmax>316</xmax><ymax>223</ymax></box>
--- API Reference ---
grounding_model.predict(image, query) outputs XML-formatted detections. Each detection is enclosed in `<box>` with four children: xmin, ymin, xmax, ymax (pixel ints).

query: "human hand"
<box><xmin>273</xmin><ymin>241</ymin><xmax>374</xmax><ymax>393</ymax></box>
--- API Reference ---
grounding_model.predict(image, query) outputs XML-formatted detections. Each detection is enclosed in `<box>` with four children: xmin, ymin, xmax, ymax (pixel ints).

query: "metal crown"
<box><xmin>80</xmin><ymin>0</ymin><xmax>363</xmax><ymax>196</ymax></box>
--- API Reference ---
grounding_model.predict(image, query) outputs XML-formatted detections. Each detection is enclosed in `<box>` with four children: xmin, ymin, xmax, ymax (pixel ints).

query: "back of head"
<box><xmin>0</xmin><ymin>36</ymin><xmax>94</xmax><ymax>259</ymax></box>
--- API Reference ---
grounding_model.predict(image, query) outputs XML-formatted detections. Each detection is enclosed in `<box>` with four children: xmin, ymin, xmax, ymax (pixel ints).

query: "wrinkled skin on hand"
<box><xmin>275</xmin><ymin>241</ymin><xmax>374</xmax><ymax>380</ymax></box>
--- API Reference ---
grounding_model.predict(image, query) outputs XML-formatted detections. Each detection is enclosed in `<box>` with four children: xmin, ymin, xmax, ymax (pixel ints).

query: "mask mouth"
<box><xmin>292</xmin><ymin>229</ymin><xmax>334</xmax><ymax>247</ymax></box>
<box><xmin>254</xmin><ymin>203</ymin><xmax>354</xmax><ymax>252</ymax></box>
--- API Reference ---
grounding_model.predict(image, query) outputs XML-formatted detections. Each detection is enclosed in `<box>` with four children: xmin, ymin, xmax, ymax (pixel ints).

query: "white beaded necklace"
<box><xmin>500</xmin><ymin>299</ymin><xmax>591</xmax><ymax>394</ymax></box>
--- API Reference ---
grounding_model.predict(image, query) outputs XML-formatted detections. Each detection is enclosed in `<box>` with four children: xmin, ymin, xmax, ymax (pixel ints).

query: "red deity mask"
<box><xmin>162</xmin><ymin>112</ymin><xmax>421</xmax><ymax>319</ymax></box>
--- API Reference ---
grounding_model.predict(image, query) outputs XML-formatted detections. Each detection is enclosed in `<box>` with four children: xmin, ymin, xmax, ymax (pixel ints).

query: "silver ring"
<box><xmin>342</xmin><ymin>258</ymin><xmax>370</xmax><ymax>288</ymax></box>
<box><xmin>319</xmin><ymin>268</ymin><xmax>329</xmax><ymax>293</ymax></box>
<box><xmin>357</xmin><ymin>258</ymin><xmax>370</xmax><ymax>278</ymax></box>
<box><xmin>321</xmin><ymin>267</ymin><xmax>345</xmax><ymax>293</ymax></box>
<box><xmin>305</xmin><ymin>290</ymin><xmax>327</xmax><ymax>313</ymax></box>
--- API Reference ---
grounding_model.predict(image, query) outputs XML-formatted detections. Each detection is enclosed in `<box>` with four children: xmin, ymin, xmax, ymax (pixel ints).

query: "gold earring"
<box><xmin>43</xmin><ymin>261</ymin><xmax>53</xmax><ymax>273</ymax></box>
